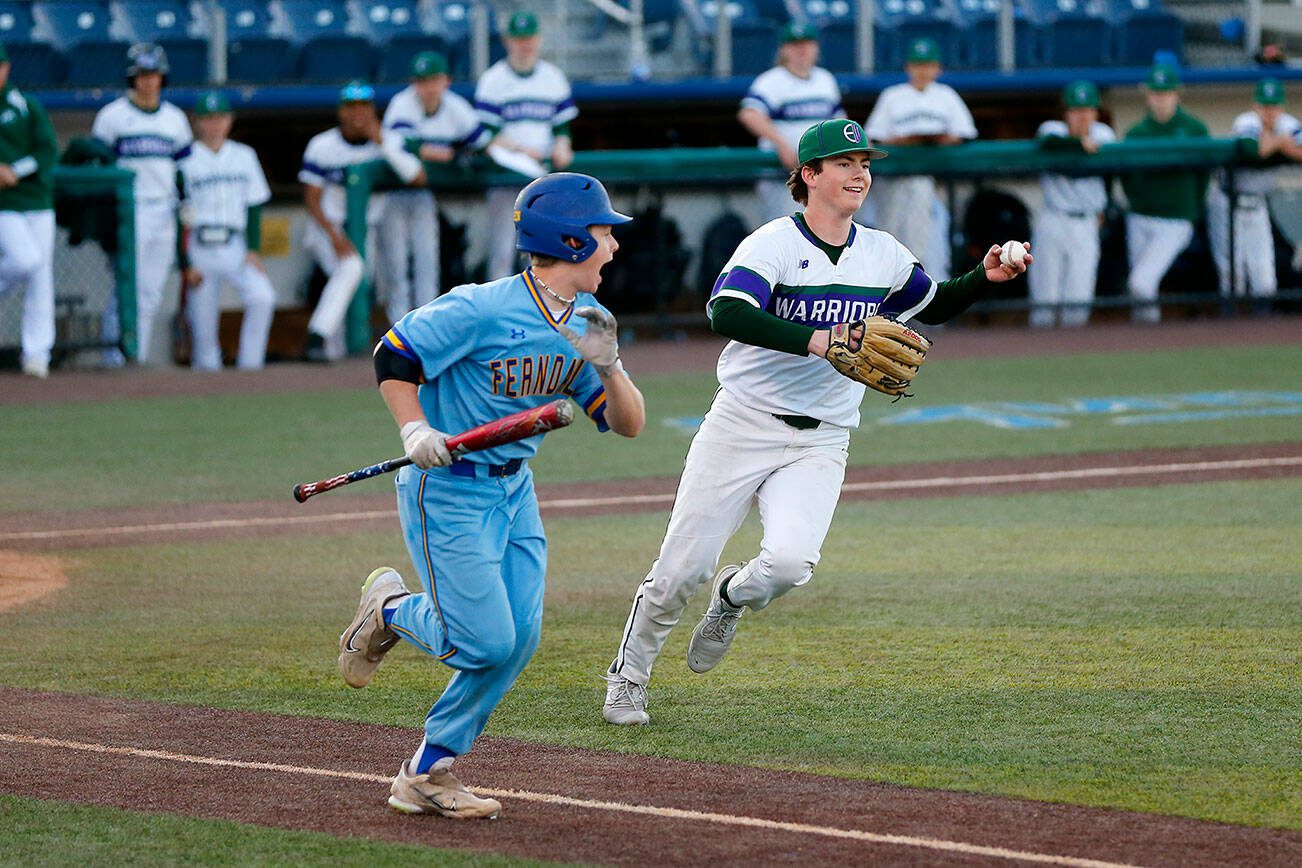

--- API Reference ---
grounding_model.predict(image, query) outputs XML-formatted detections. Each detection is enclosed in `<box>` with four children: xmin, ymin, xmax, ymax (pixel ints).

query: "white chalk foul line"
<box><xmin>0</xmin><ymin>732</ymin><xmax>1138</xmax><ymax>868</ymax></box>
<box><xmin>1</xmin><ymin>456</ymin><xmax>1297</xmax><ymax>543</ymax></box>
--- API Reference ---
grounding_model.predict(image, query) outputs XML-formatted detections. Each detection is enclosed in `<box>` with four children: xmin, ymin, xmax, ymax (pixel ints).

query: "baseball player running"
<box><xmin>177</xmin><ymin>91</ymin><xmax>275</xmax><ymax>371</ymax></box>
<box><xmin>1029</xmin><ymin>80</ymin><xmax>1116</xmax><ymax>328</ymax></box>
<box><xmin>863</xmin><ymin>37</ymin><xmax>976</xmax><ymax>281</ymax></box>
<box><xmin>0</xmin><ymin>44</ymin><xmax>58</xmax><ymax>379</ymax></box>
<box><xmin>475</xmin><ymin>10</ymin><xmax>577</xmax><ymax>279</ymax></box>
<box><xmin>378</xmin><ymin>51</ymin><xmax>490</xmax><ymax>325</ymax></box>
<box><xmin>1120</xmin><ymin>64</ymin><xmax>1209</xmax><ymax>324</ymax></box>
<box><xmin>1206</xmin><ymin>77</ymin><xmax>1302</xmax><ymax>305</ymax></box>
<box><xmin>339</xmin><ymin>172</ymin><xmax>645</xmax><ymax>816</ymax></box>
<box><xmin>739</xmin><ymin>22</ymin><xmax>845</xmax><ymax>224</ymax></box>
<box><xmin>602</xmin><ymin>120</ymin><xmax>1030</xmax><ymax>725</ymax></box>
<box><xmin>300</xmin><ymin>80</ymin><xmax>425</xmax><ymax>361</ymax></box>
<box><xmin>90</xmin><ymin>42</ymin><xmax>192</xmax><ymax>365</ymax></box>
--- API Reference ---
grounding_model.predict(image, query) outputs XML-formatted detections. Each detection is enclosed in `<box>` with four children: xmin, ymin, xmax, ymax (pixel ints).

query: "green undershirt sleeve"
<box><xmin>246</xmin><ymin>204</ymin><xmax>262</xmax><ymax>251</ymax></box>
<box><xmin>915</xmin><ymin>264</ymin><xmax>995</xmax><ymax>325</ymax></box>
<box><xmin>709</xmin><ymin>297</ymin><xmax>815</xmax><ymax>357</ymax></box>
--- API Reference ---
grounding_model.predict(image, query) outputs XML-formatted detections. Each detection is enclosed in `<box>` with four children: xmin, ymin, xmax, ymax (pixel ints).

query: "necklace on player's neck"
<box><xmin>532</xmin><ymin>271</ymin><xmax>575</xmax><ymax>307</ymax></box>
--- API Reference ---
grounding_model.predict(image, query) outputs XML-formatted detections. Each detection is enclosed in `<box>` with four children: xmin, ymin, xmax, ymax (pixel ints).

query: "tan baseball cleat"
<box><xmin>388</xmin><ymin>760</ymin><xmax>502</xmax><ymax>819</ymax></box>
<box><xmin>338</xmin><ymin>567</ymin><xmax>410</xmax><ymax>688</ymax></box>
<box><xmin>687</xmin><ymin>563</ymin><xmax>745</xmax><ymax>674</ymax></box>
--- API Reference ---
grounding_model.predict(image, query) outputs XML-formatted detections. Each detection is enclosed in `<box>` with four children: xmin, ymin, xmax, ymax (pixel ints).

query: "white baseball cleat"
<box><xmin>388</xmin><ymin>760</ymin><xmax>501</xmax><ymax>819</ymax></box>
<box><xmin>338</xmin><ymin>567</ymin><xmax>410</xmax><ymax>688</ymax></box>
<box><xmin>602</xmin><ymin>673</ymin><xmax>650</xmax><ymax>725</ymax></box>
<box><xmin>687</xmin><ymin>564</ymin><xmax>745</xmax><ymax>674</ymax></box>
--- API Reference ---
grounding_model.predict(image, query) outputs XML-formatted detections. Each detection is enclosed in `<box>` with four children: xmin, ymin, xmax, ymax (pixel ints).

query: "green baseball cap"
<box><xmin>411</xmin><ymin>50</ymin><xmax>449</xmax><ymax>79</ymax></box>
<box><xmin>1145</xmin><ymin>63</ymin><xmax>1181</xmax><ymax>91</ymax></box>
<box><xmin>1255</xmin><ymin>77</ymin><xmax>1285</xmax><ymax>105</ymax></box>
<box><xmin>1063</xmin><ymin>80</ymin><xmax>1100</xmax><ymax>108</ymax></box>
<box><xmin>778</xmin><ymin>22</ymin><xmax>818</xmax><ymax>43</ymax></box>
<box><xmin>506</xmin><ymin>10</ymin><xmax>539</xmax><ymax>38</ymax></box>
<box><xmin>338</xmin><ymin>79</ymin><xmax>375</xmax><ymax>103</ymax></box>
<box><xmin>194</xmin><ymin>89</ymin><xmax>231</xmax><ymax>116</ymax></box>
<box><xmin>797</xmin><ymin>119</ymin><xmax>888</xmax><ymax>165</ymax></box>
<box><xmin>906</xmin><ymin>37</ymin><xmax>941</xmax><ymax>64</ymax></box>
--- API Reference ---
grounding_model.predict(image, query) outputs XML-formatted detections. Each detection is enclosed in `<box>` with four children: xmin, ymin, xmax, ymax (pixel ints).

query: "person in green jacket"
<box><xmin>0</xmin><ymin>44</ymin><xmax>59</xmax><ymax>378</ymax></box>
<box><xmin>1120</xmin><ymin>64</ymin><xmax>1210</xmax><ymax>324</ymax></box>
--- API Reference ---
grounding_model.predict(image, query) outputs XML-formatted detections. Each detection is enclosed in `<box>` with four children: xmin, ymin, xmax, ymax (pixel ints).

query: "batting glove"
<box><xmin>400</xmin><ymin>420</ymin><xmax>452</xmax><ymax>469</ymax></box>
<box><xmin>557</xmin><ymin>306</ymin><xmax>622</xmax><ymax>377</ymax></box>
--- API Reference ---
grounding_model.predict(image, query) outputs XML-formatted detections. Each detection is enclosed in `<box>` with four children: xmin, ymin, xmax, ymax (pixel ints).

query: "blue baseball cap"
<box><xmin>338</xmin><ymin>80</ymin><xmax>375</xmax><ymax>103</ymax></box>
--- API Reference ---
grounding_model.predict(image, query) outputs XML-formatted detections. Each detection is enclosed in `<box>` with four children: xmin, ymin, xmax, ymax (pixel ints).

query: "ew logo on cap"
<box><xmin>843</xmin><ymin>123</ymin><xmax>863</xmax><ymax>143</ymax></box>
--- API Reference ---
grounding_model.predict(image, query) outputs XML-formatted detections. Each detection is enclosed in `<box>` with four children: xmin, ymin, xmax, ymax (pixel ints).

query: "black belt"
<box><xmin>193</xmin><ymin>225</ymin><xmax>240</xmax><ymax>245</ymax></box>
<box><xmin>773</xmin><ymin>413</ymin><xmax>821</xmax><ymax>430</ymax></box>
<box><xmin>448</xmin><ymin>458</ymin><xmax>524</xmax><ymax>478</ymax></box>
<box><xmin>1060</xmin><ymin>210</ymin><xmax>1093</xmax><ymax>218</ymax></box>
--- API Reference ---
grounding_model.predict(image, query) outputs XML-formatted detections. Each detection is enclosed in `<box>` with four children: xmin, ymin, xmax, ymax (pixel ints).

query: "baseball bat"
<box><xmin>292</xmin><ymin>399</ymin><xmax>575</xmax><ymax>503</ymax></box>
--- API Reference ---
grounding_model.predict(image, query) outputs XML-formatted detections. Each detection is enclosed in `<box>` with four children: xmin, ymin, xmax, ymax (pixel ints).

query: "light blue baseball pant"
<box><xmin>386</xmin><ymin>462</ymin><xmax>546</xmax><ymax>757</ymax></box>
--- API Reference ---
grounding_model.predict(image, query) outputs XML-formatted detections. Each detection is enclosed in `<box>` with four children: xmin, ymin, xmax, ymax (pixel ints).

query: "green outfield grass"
<box><xmin>0</xmin><ymin>343</ymin><xmax>1299</xmax><ymax>513</ymax></box>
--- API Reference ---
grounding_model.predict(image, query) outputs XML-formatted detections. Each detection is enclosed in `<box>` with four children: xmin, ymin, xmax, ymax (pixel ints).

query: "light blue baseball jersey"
<box><xmin>380</xmin><ymin>269</ymin><xmax>610</xmax><ymax>464</ymax></box>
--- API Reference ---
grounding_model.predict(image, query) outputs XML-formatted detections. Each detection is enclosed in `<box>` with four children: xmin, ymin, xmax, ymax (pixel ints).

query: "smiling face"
<box><xmin>805</xmin><ymin>153</ymin><xmax>872</xmax><ymax>214</ymax></box>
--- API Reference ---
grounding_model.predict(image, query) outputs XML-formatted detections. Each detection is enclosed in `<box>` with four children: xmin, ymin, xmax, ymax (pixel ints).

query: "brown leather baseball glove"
<box><xmin>825</xmin><ymin>315</ymin><xmax>932</xmax><ymax>398</ymax></box>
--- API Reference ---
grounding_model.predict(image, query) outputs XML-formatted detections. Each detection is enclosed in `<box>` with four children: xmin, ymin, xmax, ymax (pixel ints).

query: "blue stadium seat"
<box><xmin>116</xmin><ymin>0</ymin><xmax>207</xmax><ymax>84</ymax></box>
<box><xmin>1023</xmin><ymin>0</ymin><xmax>1110</xmax><ymax>67</ymax></box>
<box><xmin>358</xmin><ymin>0</ymin><xmax>423</xmax><ymax>42</ymax></box>
<box><xmin>801</xmin><ymin>0</ymin><xmax>852</xmax><ymax>25</ymax></box>
<box><xmin>279</xmin><ymin>1</ymin><xmax>376</xmax><ymax>82</ymax></box>
<box><xmin>1105</xmin><ymin>0</ymin><xmax>1183</xmax><ymax>65</ymax></box>
<box><xmin>429</xmin><ymin>0</ymin><xmax>483</xmax><ymax>76</ymax></box>
<box><xmin>35</xmin><ymin>1</ymin><xmax>129</xmax><ymax>86</ymax></box>
<box><xmin>755</xmin><ymin>0</ymin><xmax>795</xmax><ymax>22</ymax></box>
<box><xmin>222</xmin><ymin>0</ymin><xmax>294</xmax><ymax>82</ymax></box>
<box><xmin>0</xmin><ymin>1</ymin><xmax>66</xmax><ymax>85</ymax></box>
<box><xmin>953</xmin><ymin>0</ymin><xmax>1039</xmax><ymax>68</ymax></box>
<box><xmin>817</xmin><ymin>21</ymin><xmax>857</xmax><ymax>72</ymax></box>
<box><xmin>641</xmin><ymin>0</ymin><xmax>682</xmax><ymax>54</ymax></box>
<box><xmin>692</xmin><ymin>0</ymin><xmax>777</xmax><ymax>74</ymax></box>
<box><xmin>874</xmin><ymin>0</ymin><xmax>961</xmax><ymax>70</ymax></box>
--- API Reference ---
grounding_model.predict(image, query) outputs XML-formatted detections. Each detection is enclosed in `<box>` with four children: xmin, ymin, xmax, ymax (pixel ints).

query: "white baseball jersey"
<box><xmin>474</xmin><ymin>59</ymin><xmax>577</xmax><ymax>155</ymax></box>
<box><xmin>1222</xmin><ymin>110</ymin><xmax>1301</xmax><ymax>196</ymax></box>
<box><xmin>179</xmin><ymin>140</ymin><xmax>271</xmax><ymax>231</ymax></box>
<box><xmin>91</xmin><ymin>97</ymin><xmax>192</xmax><ymax>205</ymax></box>
<box><xmin>1036</xmin><ymin>120</ymin><xmax>1116</xmax><ymax>214</ymax></box>
<box><xmin>708</xmin><ymin>215</ymin><xmax>935</xmax><ymax>429</ymax></box>
<box><xmin>865</xmin><ymin>82</ymin><xmax>977</xmax><ymax>141</ymax></box>
<box><xmin>741</xmin><ymin>66</ymin><xmax>844</xmax><ymax>153</ymax></box>
<box><xmin>383</xmin><ymin>86</ymin><xmax>490</xmax><ymax>151</ymax></box>
<box><xmin>299</xmin><ymin>128</ymin><xmax>393</xmax><ymax>225</ymax></box>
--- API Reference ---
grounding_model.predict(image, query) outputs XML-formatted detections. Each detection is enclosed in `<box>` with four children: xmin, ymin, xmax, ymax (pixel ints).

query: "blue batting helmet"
<box><xmin>514</xmin><ymin>173</ymin><xmax>631</xmax><ymax>262</ymax></box>
<box><xmin>126</xmin><ymin>42</ymin><xmax>169</xmax><ymax>80</ymax></box>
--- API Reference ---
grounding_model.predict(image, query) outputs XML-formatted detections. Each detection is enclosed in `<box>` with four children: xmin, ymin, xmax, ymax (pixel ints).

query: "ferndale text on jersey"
<box><xmin>490</xmin><ymin>354</ymin><xmax>586</xmax><ymax>398</ymax></box>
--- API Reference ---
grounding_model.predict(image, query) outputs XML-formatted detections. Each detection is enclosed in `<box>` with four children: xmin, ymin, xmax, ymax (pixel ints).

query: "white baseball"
<box><xmin>1000</xmin><ymin>240</ymin><xmax>1028</xmax><ymax>268</ymax></box>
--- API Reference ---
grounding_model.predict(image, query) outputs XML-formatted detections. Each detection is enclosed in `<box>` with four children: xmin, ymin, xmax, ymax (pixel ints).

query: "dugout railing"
<box><xmin>339</xmin><ymin>137</ymin><xmax>1299</xmax><ymax>352</ymax></box>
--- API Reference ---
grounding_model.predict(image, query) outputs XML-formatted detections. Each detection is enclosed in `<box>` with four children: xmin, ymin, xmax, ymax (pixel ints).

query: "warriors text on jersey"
<box><xmin>741</xmin><ymin>66</ymin><xmax>844</xmax><ymax>153</ymax></box>
<box><xmin>380</xmin><ymin>270</ymin><xmax>611</xmax><ymax>464</ymax></box>
<box><xmin>383</xmin><ymin>86</ymin><xmax>490</xmax><ymax>152</ymax></box>
<box><xmin>179</xmin><ymin>140</ymin><xmax>271</xmax><ymax>229</ymax></box>
<box><xmin>708</xmin><ymin>215</ymin><xmax>936</xmax><ymax>428</ymax></box>
<box><xmin>91</xmin><ymin>97</ymin><xmax>192</xmax><ymax>204</ymax></box>
<box><xmin>474</xmin><ymin>59</ymin><xmax>577</xmax><ymax>155</ymax></box>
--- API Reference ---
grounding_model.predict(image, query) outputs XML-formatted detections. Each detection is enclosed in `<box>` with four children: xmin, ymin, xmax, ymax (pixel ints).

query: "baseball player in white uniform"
<box><xmin>602</xmin><ymin>120</ymin><xmax>1031</xmax><ymax>725</ymax></box>
<box><xmin>378</xmin><ymin>51</ymin><xmax>490</xmax><ymax>325</ymax></box>
<box><xmin>863</xmin><ymin>37</ymin><xmax>976</xmax><ymax>281</ymax></box>
<box><xmin>91</xmin><ymin>43</ymin><xmax>192</xmax><ymax>365</ymax></box>
<box><xmin>1030</xmin><ymin>81</ymin><xmax>1116</xmax><ymax>328</ymax></box>
<box><xmin>0</xmin><ymin>44</ymin><xmax>58</xmax><ymax>379</ymax></box>
<box><xmin>1206</xmin><ymin>78</ymin><xmax>1302</xmax><ymax>303</ymax></box>
<box><xmin>739</xmin><ymin>22</ymin><xmax>845</xmax><ymax>224</ymax></box>
<box><xmin>177</xmin><ymin>91</ymin><xmax>275</xmax><ymax>371</ymax></box>
<box><xmin>300</xmin><ymin>80</ymin><xmax>425</xmax><ymax>361</ymax></box>
<box><xmin>475</xmin><ymin>9</ymin><xmax>578</xmax><ymax>279</ymax></box>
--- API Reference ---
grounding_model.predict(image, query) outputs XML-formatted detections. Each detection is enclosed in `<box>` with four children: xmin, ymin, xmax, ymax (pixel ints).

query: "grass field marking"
<box><xmin>0</xmin><ymin>732</ymin><xmax>1140</xmax><ymax>868</ymax></box>
<box><xmin>2</xmin><ymin>455</ymin><xmax>1297</xmax><ymax>544</ymax></box>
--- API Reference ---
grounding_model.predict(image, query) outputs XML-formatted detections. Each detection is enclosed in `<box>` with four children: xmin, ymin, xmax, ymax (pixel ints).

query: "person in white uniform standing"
<box><xmin>1206</xmin><ymin>77</ymin><xmax>1302</xmax><ymax>306</ymax></box>
<box><xmin>91</xmin><ymin>42</ymin><xmax>192</xmax><ymax>365</ymax></box>
<box><xmin>738</xmin><ymin>22</ymin><xmax>844</xmax><ymax>224</ymax></box>
<box><xmin>475</xmin><ymin>10</ymin><xmax>577</xmax><ymax>279</ymax></box>
<box><xmin>300</xmin><ymin>80</ymin><xmax>426</xmax><ymax>361</ymax></box>
<box><xmin>0</xmin><ymin>43</ymin><xmax>58</xmax><ymax>379</ymax></box>
<box><xmin>1029</xmin><ymin>80</ymin><xmax>1115</xmax><ymax>328</ymax></box>
<box><xmin>378</xmin><ymin>51</ymin><xmax>490</xmax><ymax>325</ymax></box>
<box><xmin>863</xmin><ymin>37</ymin><xmax>976</xmax><ymax>281</ymax></box>
<box><xmin>600</xmin><ymin>120</ymin><xmax>1032</xmax><ymax>725</ymax></box>
<box><xmin>177</xmin><ymin>90</ymin><xmax>275</xmax><ymax>371</ymax></box>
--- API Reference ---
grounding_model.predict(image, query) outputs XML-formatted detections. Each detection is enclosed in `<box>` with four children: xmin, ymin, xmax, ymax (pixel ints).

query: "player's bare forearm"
<box><xmin>379</xmin><ymin>379</ymin><xmax>425</xmax><ymax>429</ymax></box>
<box><xmin>599</xmin><ymin>372</ymin><xmax>645</xmax><ymax>438</ymax></box>
<box><xmin>302</xmin><ymin>185</ymin><xmax>335</xmax><ymax>235</ymax></box>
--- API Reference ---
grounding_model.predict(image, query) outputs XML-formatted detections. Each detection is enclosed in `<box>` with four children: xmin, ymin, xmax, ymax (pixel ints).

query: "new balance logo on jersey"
<box><xmin>799</xmin><ymin>260</ymin><xmax>809</xmax><ymax>269</ymax></box>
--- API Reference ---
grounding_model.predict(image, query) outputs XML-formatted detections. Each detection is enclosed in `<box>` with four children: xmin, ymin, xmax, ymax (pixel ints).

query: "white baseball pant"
<box><xmin>1124</xmin><ymin>213</ymin><xmax>1193</xmax><ymax>324</ymax></box>
<box><xmin>485</xmin><ymin>185</ymin><xmax>524</xmax><ymax>279</ymax></box>
<box><xmin>186</xmin><ymin>235</ymin><xmax>276</xmax><ymax>370</ymax></box>
<box><xmin>304</xmin><ymin>220</ymin><xmax>367</xmax><ymax>359</ymax></box>
<box><xmin>608</xmin><ymin>387</ymin><xmax>849</xmax><ymax>686</ymax></box>
<box><xmin>1029</xmin><ymin>211</ymin><xmax>1101</xmax><ymax>328</ymax></box>
<box><xmin>868</xmin><ymin>175</ymin><xmax>936</xmax><ymax>263</ymax></box>
<box><xmin>101</xmin><ymin>202</ymin><xmax>178</xmax><ymax>364</ymax></box>
<box><xmin>1205</xmin><ymin>186</ymin><xmax>1276</xmax><ymax>299</ymax></box>
<box><xmin>0</xmin><ymin>208</ymin><xmax>56</xmax><ymax>370</ymax></box>
<box><xmin>376</xmin><ymin>189</ymin><xmax>440</xmax><ymax>324</ymax></box>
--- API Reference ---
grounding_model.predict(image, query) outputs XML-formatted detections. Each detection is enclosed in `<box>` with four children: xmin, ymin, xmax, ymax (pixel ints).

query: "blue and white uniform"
<box><xmin>609</xmin><ymin>212</ymin><xmax>936</xmax><ymax>685</ymax></box>
<box><xmin>379</xmin><ymin>269</ymin><xmax>610</xmax><ymax>758</ymax></box>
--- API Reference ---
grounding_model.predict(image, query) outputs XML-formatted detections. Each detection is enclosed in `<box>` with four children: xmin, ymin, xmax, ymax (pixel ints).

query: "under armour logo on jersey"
<box><xmin>799</xmin><ymin>259</ymin><xmax>810</xmax><ymax>269</ymax></box>
<box><xmin>511</xmin><ymin>328</ymin><xmax>527</xmax><ymax>339</ymax></box>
